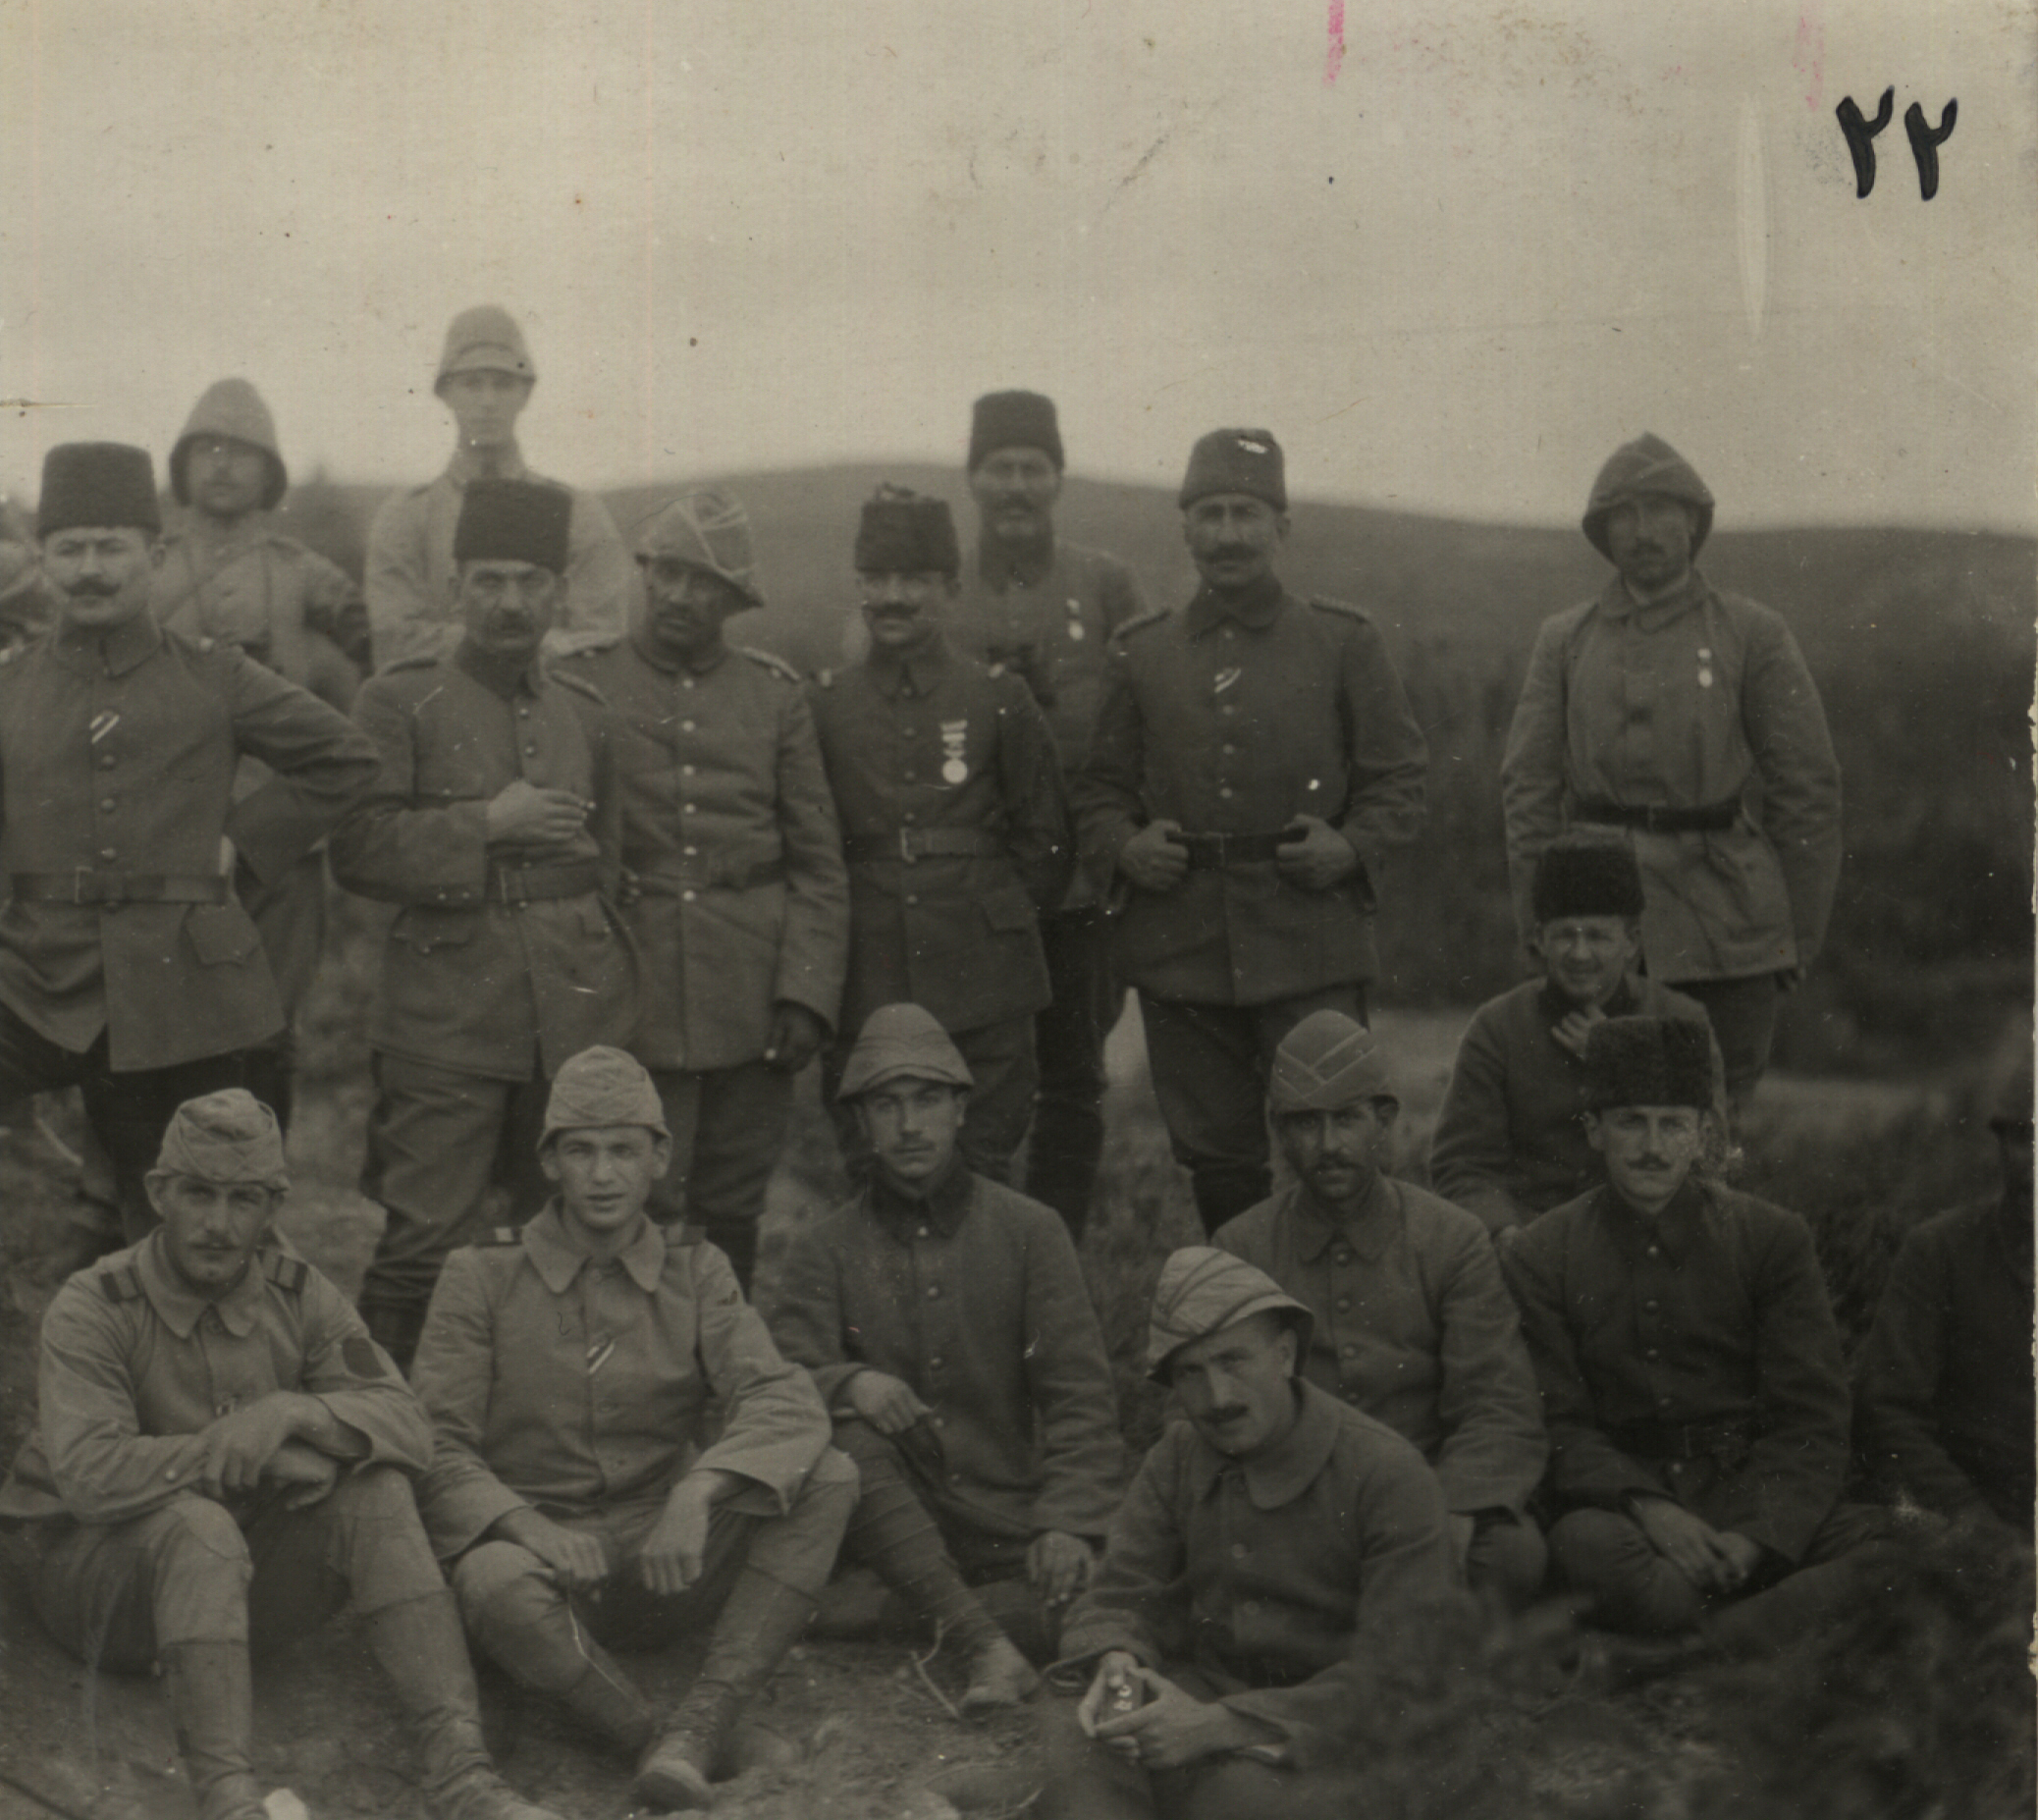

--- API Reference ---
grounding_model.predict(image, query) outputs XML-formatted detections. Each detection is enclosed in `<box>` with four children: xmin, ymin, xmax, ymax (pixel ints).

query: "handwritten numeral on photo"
<box><xmin>1837</xmin><ymin>88</ymin><xmax>1957</xmax><ymax>199</ymax></box>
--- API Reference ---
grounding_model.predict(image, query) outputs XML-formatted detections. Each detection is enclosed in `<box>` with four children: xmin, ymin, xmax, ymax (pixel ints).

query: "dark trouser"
<box><xmin>1039</xmin><ymin>1678</ymin><xmax>1373</xmax><ymax>1820</ymax></box>
<box><xmin>1668</xmin><ymin>973</ymin><xmax>1778</xmax><ymax>1112</ymax></box>
<box><xmin>241</xmin><ymin>850</ymin><xmax>332</xmax><ymax>1132</ymax></box>
<box><xmin>645</xmin><ymin>1058</ymin><xmax>796</xmax><ymax>1292</ymax></box>
<box><xmin>1138</xmin><ymin>986</ymin><xmax>1368</xmax><ymax>1236</ymax></box>
<box><xmin>0</xmin><ymin>1001</ymin><xmax>281</xmax><ymax>1251</ymax></box>
<box><xmin>1026</xmin><ymin>906</ymin><xmax>1120</xmax><ymax>1240</ymax></box>
<box><xmin>358</xmin><ymin>1052</ymin><xmax>553</xmax><ymax>1367</ymax></box>
<box><xmin>1466</xmin><ymin>1510</ymin><xmax>1549</xmax><ymax>1613</ymax></box>
<box><xmin>824</xmin><ymin>1014</ymin><xmax>1038</xmax><ymax>1185</ymax></box>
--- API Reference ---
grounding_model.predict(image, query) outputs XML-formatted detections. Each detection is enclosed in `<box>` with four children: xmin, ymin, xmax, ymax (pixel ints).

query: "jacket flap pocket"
<box><xmin>185</xmin><ymin>902</ymin><xmax>262</xmax><ymax>967</ymax></box>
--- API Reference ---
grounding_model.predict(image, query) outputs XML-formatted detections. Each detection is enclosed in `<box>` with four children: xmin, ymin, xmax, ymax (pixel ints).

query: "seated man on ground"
<box><xmin>1430</xmin><ymin>834</ymin><xmax>1723</xmax><ymax>1234</ymax></box>
<box><xmin>410</xmin><ymin>1045</ymin><xmax>858</xmax><ymax>1814</ymax></box>
<box><xmin>1043</xmin><ymin>1248</ymin><xmax>1468</xmax><ymax>1820</ymax></box>
<box><xmin>1213</xmin><ymin>1010</ymin><xmax>1549</xmax><ymax>1612</ymax></box>
<box><xmin>1500</xmin><ymin>1016</ymin><xmax>1888</xmax><ymax>1666</ymax></box>
<box><xmin>0</xmin><ymin>1091</ymin><xmax>560</xmax><ymax>1820</ymax></box>
<box><xmin>766</xmin><ymin>1002</ymin><xmax>1126</xmax><ymax>1711</ymax></box>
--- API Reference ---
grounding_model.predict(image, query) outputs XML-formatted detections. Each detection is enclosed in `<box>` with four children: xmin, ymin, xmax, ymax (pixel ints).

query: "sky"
<box><xmin>1</xmin><ymin>0</ymin><xmax>2033</xmax><ymax>529</ymax></box>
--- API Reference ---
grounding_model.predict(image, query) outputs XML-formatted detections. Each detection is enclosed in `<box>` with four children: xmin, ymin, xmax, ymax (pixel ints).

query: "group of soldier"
<box><xmin>0</xmin><ymin>302</ymin><xmax>2023</xmax><ymax>1820</ymax></box>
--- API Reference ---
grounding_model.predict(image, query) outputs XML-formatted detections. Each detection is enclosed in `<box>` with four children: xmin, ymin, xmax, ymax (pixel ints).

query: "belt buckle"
<box><xmin>898</xmin><ymin>829</ymin><xmax>917</xmax><ymax>864</ymax></box>
<box><xmin>494</xmin><ymin>867</ymin><xmax>527</xmax><ymax>907</ymax></box>
<box><xmin>72</xmin><ymin>867</ymin><xmax>91</xmax><ymax>906</ymax></box>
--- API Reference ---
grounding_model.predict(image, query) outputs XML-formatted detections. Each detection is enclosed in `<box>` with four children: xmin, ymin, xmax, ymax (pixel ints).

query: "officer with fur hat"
<box><xmin>1501</xmin><ymin>1016</ymin><xmax>1884</xmax><ymax>1659</ymax></box>
<box><xmin>411</xmin><ymin>1045</ymin><xmax>857</xmax><ymax>1812</ymax></box>
<box><xmin>332</xmin><ymin>478</ymin><xmax>638</xmax><ymax>1367</ymax></box>
<box><xmin>0</xmin><ymin>1090</ymin><xmax>563</xmax><ymax>1820</ymax></box>
<box><xmin>1076</xmin><ymin>428</ymin><xmax>1427</xmax><ymax>1236</ymax></box>
<box><xmin>560</xmin><ymin>488</ymin><xmax>847</xmax><ymax>1290</ymax></box>
<box><xmin>1431</xmin><ymin>834</ymin><xmax>1725</xmax><ymax>1233</ymax></box>
<box><xmin>0</xmin><ymin>443</ymin><xmax>377</xmax><ymax>1249</ymax></box>
<box><xmin>1042</xmin><ymin>1247</ymin><xmax>1463</xmax><ymax>1817</ymax></box>
<box><xmin>1213</xmin><ymin>1011</ymin><xmax>1549</xmax><ymax>1611</ymax></box>
<box><xmin>943</xmin><ymin>390</ymin><xmax>1150</xmax><ymax>1237</ymax></box>
<box><xmin>1501</xmin><ymin>434</ymin><xmax>1841</xmax><ymax>1108</ymax></box>
<box><xmin>807</xmin><ymin>487</ymin><xmax>1072</xmax><ymax>1182</ymax></box>
<box><xmin>364</xmin><ymin>304</ymin><xmax>631</xmax><ymax>669</ymax></box>
<box><xmin>1855</xmin><ymin>1017</ymin><xmax>2035</xmax><ymax>1533</ymax></box>
<box><xmin>767</xmin><ymin>1003</ymin><xmax>1124</xmax><ymax>1715</ymax></box>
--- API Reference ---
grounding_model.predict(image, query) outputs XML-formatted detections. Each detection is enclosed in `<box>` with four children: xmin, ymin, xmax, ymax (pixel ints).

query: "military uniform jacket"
<box><xmin>411</xmin><ymin>1205</ymin><xmax>834</xmax><ymax>1560</ymax></box>
<box><xmin>364</xmin><ymin>446</ymin><xmax>632</xmax><ymax>669</ymax></box>
<box><xmin>1214</xmin><ymin>1177</ymin><xmax>1546</xmax><ymax>1518</ymax></box>
<box><xmin>329</xmin><ymin>643</ymin><xmax>636</xmax><ymax>1081</ymax></box>
<box><xmin>1055</xmin><ymin>1380</ymin><xmax>1461</xmax><ymax>1772</ymax></box>
<box><xmin>766</xmin><ymin>1164</ymin><xmax>1126</xmax><ymax>1542</ymax></box>
<box><xmin>1500</xmin><ymin>571</ymin><xmax>1842</xmax><ymax>982</ymax></box>
<box><xmin>563</xmin><ymin>628</ymin><xmax>848</xmax><ymax>1071</ymax></box>
<box><xmin>806</xmin><ymin>635</ymin><xmax>1071</xmax><ymax>1034</ymax></box>
<box><xmin>0</xmin><ymin>615</ymin><xmax>379</xmax><ymax>1071</ymax></box>
<box><xmin>0</xmin><ymin>1232</ymin><xmax>426</xmax><ymax>1526</ymax></box>
<box><xmin>1500</xmin><ymin>1179</ymin><xmax>1850</xmax><ymax>1563</ymax></box>
<box><xmin>1075</xmin><ymin>579</ymin><xmax>1427</xmax><ymax>1005</ymax></box>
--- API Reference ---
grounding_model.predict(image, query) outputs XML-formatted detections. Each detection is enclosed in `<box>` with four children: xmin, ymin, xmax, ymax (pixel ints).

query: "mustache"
<box><xmin>1206</xmin><ymin>544</ymin><xmax>1257</xmax><ymax>562</ymax></box>
<box><xmin>63</xmin><ymin>577</ymin><xmax>122</xmax><ymax>599</ymax></box>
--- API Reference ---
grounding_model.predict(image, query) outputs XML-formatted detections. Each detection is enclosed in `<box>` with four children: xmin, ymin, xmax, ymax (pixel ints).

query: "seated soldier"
<box><xmin>1501</xmin><ymin>1016</ymin><xmax>1887</xmax><ymax>1662</ymax></box>
<box><xmin>1213</xmin><ymin>1011</ymin><xmax>1548</xmax><ymax>1611</ymax></box>
<box><xmin>409</xmin><ymin>1045</ymin><xmax>858</xmax><ymax>1814</ymax></box>
<box><xmin>0</xmin><ymin>1092</ymin><xmax>559</xmax><ymax>1820</ymax></box>
<box><xmin>1043</xmin><ymin>1248</ymin><xmax>1469</xmax><ymax>1820</ymax></box>
<box><xmin>1430</xmin><ymin>835</ymin><xmax>1724</xmax><ymax>1234</ymax></box>
<box><xmin>1855</xmin><ymin>1034</ymin><xmax>2034</xmax><ymax>1536</ymax></box>
<box><xmin>766</xmin><ymin>1003</ymin><xmax>1126</xmax><ymax>1712</ymax></box>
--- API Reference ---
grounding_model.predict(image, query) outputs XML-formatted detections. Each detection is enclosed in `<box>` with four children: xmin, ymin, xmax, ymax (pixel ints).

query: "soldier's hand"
<box><xmin>265</xmin><ymin>1440</ymin><xmax>341</xmax><ymax>1511</ymax></box>
<box><xmin>1119</xmin><ymin>821</ymin><xmax>1190</xmax><ymax>893</ymax></box>
<box><xmin>1712</xmin><ymin>1530</ymin><xmax>1768</xmax><ymax>1592</ymax></box>
<box><xmin>1076</xmin><ymin>1651</ymin><xmax>1145</xmax><ymax>1740</ymax></box>
<box><xmin>1094</xmin><ymin>1667</ymin><xmax>1248</xmax><ymax>1769</ymax></box>
<box><xmin>1631</xmin><ymin>1495</ymin><xmax>1739</xmax><ymax>1594</ymax></box>
<box><xmin>637</xmin><ymin>1481</ymin><xmax>717</xmax><ymax>1597</ymax></box>
<box><xmin>764</xmin><ymin>1002</ymin><xmax>827</xmax><ymax>1073</ymax></box>
<box><xmin>842</xmin><ymin>1370</ymin><xmax>933</xmax><ymax>1436</ymax></box>
<box><xmin>1274</xmin><ymin>817</ymin><xmax>1358</xmax><ymax>890</ymax></box>
<box><xmin>1550</xmin><ymin>1003</ymin><xmax>1608</xmax><ymax>1060</ymax></box>
<box><xmin>485</xmin><ymin>779</ymin><xmax>592</xmax><ymax>849</ymax></box>
<box><xmin>200</xmin><ymin>1395</ymin><xmax>311</xmax><ymax>1499</ymax></box>
<box><xmin>493</xmin><ymin>1508</ymin><xmax>611</xmax><ymax>1591</ymax></box>
<box><xmin>1027</xmin><ymin>1529</ymin><xmax>1095</xmax><ymax>1609</ymax></box>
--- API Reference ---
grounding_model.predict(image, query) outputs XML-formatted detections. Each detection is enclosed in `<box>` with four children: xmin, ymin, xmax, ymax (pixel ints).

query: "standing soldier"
<box><xmin>946</xmin><ymin>391</ymin><xmax>1148</xmax><ymax>1237</ymax></box>
<box><xmin>1077</xmin><ymin>429</ymin><xmax>1427</xmax><ymax>1235</ymax></box>
<box><xmin>365</xmin><ymin>305</ymin><xmax>632</xmax><ymax>669</ymax></box>
<box><xmin>1501</xmin><ymin>434</ymin><xmax>1842</xmax><ymax>1108</ymax></box>
<box><xmin>332</xmin><ymin>478</ymin><xmax>637</xmax><ymax>1367</ymax></box>
<box><xmin>153</xmin><ymin>377</ymin><xmax>370</xmax><ymax>1123</ymax></box>
<box><xmin>0</xmin><ymin>444</ymin><xmax>377</xmax><ymax>1246</ymax></box>
<box><xmin>0</xmin><ymin>538</ymin><xmax>57</xmax><ymax>653</ymax></box>
<box><xmin>562</xmin><ymin>489</ymin><xmax>847</xmax><ymax>1290</ymax></box>
<box><xmin>807</xmin><ymin>487</ymin><xmax>1071</xmax><ymax>1181</ymax></box>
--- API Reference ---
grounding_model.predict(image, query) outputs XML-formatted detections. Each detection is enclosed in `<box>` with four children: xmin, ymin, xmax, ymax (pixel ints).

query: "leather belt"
<box><xmin>1574</xmin><ymin>796</ymin><xmax>1739</xmax><ymax>835</ymax></box>
<box><xmin>487</xmin><ymin>861</ymin><xmax>602</xmax><ymax>905</ymax></box>
<box><xmin>1176</xmin><ymin>830</ymin><xmax>1288</xmax><ymax>869</ymax></box>
<box><xmin>633</xmin><ymin>856</ymin><xmax>787</xmax><ymax>893</ymax></box>
<box><xmin>843</xmin><ymin>830</ymin><xmax>1002</xmax><ymax>863</ymax></box>
<box><xmin>1611</xmin><ymin>1416</ymin><xmax>1753</xmax><ymax>1462</ymax></box>
<box><xmin>10</xmin><ymin>871</ymin><xmax>231</xmax><ymax>906</ymax></box>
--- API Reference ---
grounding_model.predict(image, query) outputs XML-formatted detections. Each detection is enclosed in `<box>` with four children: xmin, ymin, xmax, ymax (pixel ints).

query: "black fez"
<box><xmin>1532</xmin><ymin>836</ymin><xmax>1647</xmax><ymax>923</ymax></box>
<box><xmin>854</xmin><ymin>486</ymin><xmax>960</xmax><ymax>578</ymax></box>
<box><xmin>453</xmin><ymin>478</ymin><xmax>572</xmax><ymax>574</ymax></box>
<box><xmin>968</xmin><ymin>391</ymin><xmax>1063</xmax><ymax>471</ymax></box>
<box><xmin>1584</xmin><ymin>1016</ymin><xmax>1715</xmax><ymax>1112</ymax></box>
<box><xmin>38</xmin><ymin>443</ymin><xmax>161</xmax><ymax>540</ymax></box>
<box><xmin>1179</xmin><ymin>428</ymin><xmax>1286</xmax><ymax>511</ymax></box>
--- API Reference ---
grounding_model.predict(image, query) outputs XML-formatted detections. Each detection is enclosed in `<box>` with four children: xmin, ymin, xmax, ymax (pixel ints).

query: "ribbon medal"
<box><xmin>1696</xmin><ymin>645</ymin><xmax>1715</xmax><ymax>689</ymax></box>
<box><xmin>1064</xmin><ymin>597</ymin><xmax>1085</xmax><ymax>642</ymax></box>
<box><xmin>939</xmin><ymin>719</ymin><xmax>970</xmax><ymax>786</ymax></box>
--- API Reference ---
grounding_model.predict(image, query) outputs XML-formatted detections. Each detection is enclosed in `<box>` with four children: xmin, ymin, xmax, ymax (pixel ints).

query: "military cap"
<box><xmin>1178</xmin><ymin>428</ymin><xmax>1286</xmax><ymax>512</ymax></box>
<box><xmin>836</xmin><ymin>1003</ymin><xmax>974</xmax><ymax>1100</ymax></box>
<box><xmin>539</xmin><ymin>1044</ymin><xmax>670</xmax><ymax>1149</ymax></box>
<box><xmin>1145</xmin><ymin>1247</ymin><xmax>1313</xmax><ymax>1381</ymax></box>
<box><xmin>635</xmin><ymin>486</ymin><xmax>763</xmax><ymax>609</ymax></box>
<box><xmin>968</xmin><ymin>391</ymin><xmax>1063</xmax><ymax>472</ymax></box>
<box><xmin>1532</xmin><ymin>834</ymin><xmax>1647</xmax><ymax>923</ymax></box>
<box><xmin>1267</xmin><ymin>1010</ymin><xmax>1395</xmax><ymax>1114</ymax></box>
<box><xmin>854</xmin><ymin>485</ymin><xmax>960</xmax><ymax>579</ymax></box>
<box><xmin>153</xmin><ymin>1089</ymin><xmax>290</xmax><ymax>1191</ymax></box>
<box><xmin>170</xmin><ymin>379</ymin><xmax>288</xmax><ymax>510</ymax></box>
<box><xmin>454</xmin><ymin>477</ymin><xmax>572</xmax><ymax>574</ymax></box>
<box><xmin>435</xmin><ymin>304</ymin><xmax>537</xmax><ymax>390</ymax></box>
<box><xmin>38</xmin><ymin>443</ymin><xmax>160</xmax><ymax>540</ymax></box>
<box><xmin>1581</xmin><ymin>433</ymin><xmax>1715</xmax><ymax>561</ymax></box>
<box><xmin>1583</xmin><ymin>1015</ymin><xmax>1715</xmax><ymax>1113</ymax></box>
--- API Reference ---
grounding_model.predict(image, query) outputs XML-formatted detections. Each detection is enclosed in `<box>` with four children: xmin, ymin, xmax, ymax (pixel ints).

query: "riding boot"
<box><xmin>160</xmin><ymin>1641</ymin><xmax>267</xmax><ymax>1820</ymax></box>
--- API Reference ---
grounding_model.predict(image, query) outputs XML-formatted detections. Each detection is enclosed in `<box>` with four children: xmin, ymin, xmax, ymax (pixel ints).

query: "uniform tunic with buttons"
<box><xmin>329</xmin><ymin>643</ymin><xmax>635</xmax><ymax>1081</ymax></box>
<box><xmin>1500</xmin><ymin>572</ymin><xmax>1842</xmax><ymax>982</ymax></box>
<box><xmin>1213</xmin><ymin>1178</ymin><xmax>1545</xmax><ymax>1520</ymax></box>
<box><xmin>411</xmin><ymin>1206</ymin><xmax>833</xmax><ymax>1559</ymax></box>
<box><xmin>1499</xmin><ymin>1179</ymin><xmax>1850</xmax><ymax>1563</ymax></box>
<box><xmin>0</xmin><ymin>615</ymin><xmax>379</xmax><ymax>1071</ymax></box>
<box><xmin>1075</xmin><ymin>579</ymin><xmax>1427</xmax><ymax>1004</ymax></box>
<box><xmin>1055</xmin><ymin>1379</ymin><xmax>1460</xmax><ymax>1771</ymax></box>
<box><xmin>152</xmin><ymin>521</ymin><xmax>369</xmax><ymax>691</ymax></box>
<box><xmin>766</xmin><ymin>1163</ymin><xmax>1125</xmax><ymax>1542</ymax></box>
<box><xmin>0</xmin><ymin>1232</ymin><xmax>426</xmax><ymax>1526</ymax></box>
<box><xmin>806</xmin><ymin>635</ymin><xmax>1071</xmax><ymax>1035</ymax></box>
<box><xmin>563</xmin><ymin>627</ymin><xmax>847</xmax><ymax>1070</ymax></box>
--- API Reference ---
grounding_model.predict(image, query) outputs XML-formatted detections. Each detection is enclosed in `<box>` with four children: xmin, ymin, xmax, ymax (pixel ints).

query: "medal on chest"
<box><xmin>1212</xmin><ymin>666</ymin><xmax>1242</xmax><ymax>701</ymax></box>
<box><xmin>1064</xmin><ymin>597</ymin><xmax>1084</xmax><ymax>643</ymax></box>
<box><xmin>939</xmin><ymin>718</ymin><xmax>969</xmax><ymax>785</ymax></box>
